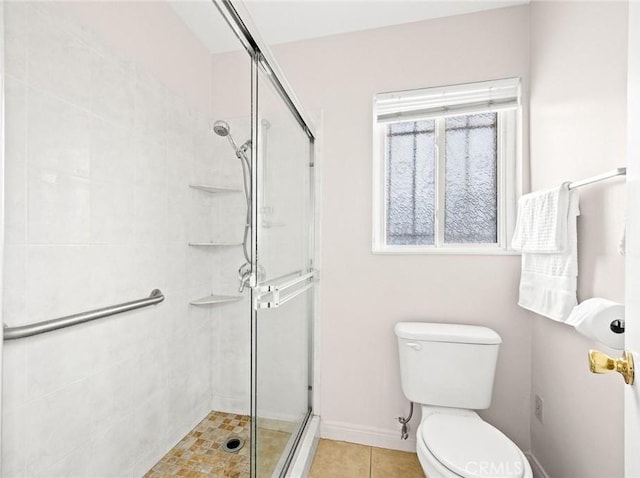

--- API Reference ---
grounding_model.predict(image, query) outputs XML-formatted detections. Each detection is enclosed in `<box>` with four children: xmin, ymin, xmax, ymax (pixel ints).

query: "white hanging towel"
<box><xmin>512</xmin><ymin>183</ymin><xmax>580</xmax><ymax>321</ymax></box>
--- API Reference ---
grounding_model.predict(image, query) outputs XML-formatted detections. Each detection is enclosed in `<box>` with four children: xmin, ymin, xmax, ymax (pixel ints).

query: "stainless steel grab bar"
<box><xmin>3</xmin><ymin>289</ymin><xmax>165</xmax><ymax>341</ymax></box>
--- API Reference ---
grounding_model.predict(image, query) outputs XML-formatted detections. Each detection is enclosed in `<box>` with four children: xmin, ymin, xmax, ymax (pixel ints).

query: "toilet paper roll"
<box><xmin>566</xmin><ymin>298</ymin><xmax>625</xmax><ymax>350</ymax></box>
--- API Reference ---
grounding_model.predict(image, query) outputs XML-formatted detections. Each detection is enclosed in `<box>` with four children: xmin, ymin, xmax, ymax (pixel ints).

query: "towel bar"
<box><xmin>568</xmin><ymin>167</ymin><xmax>626</xmax><ymax>189</ymax></box>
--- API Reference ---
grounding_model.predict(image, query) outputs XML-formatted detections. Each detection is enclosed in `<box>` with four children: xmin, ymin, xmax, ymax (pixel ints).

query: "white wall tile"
<box><xmin>27</xmin><ymin>7</ymin><xmax>93</xmax><ymax>109</ymax></box>
<box><xmin>216</xmin><ymin>247</ymin><xmax>247</xmax><ymax>293</ymax></box>
<box><xmin>28</xmin><ymin>3</ymin><xmax>101</xmax><ymax>57</ymax></box>
<box><xmin>167</xmin><ymin>194</ymin><xmax>190</xmax><ymax>245</ymax></box>
<box><xmin>129</xmin><ymin>244</ymin><xmax>165</xmax><ymax>296</ymax></box>
<box><xmin>27</xmin><ymin>89</ymin><xmax>92</xmax><ymax>179</ymax></box>
<box><xmin>133</xmin><ymin>183</ymin><xmax>168</xmax><ymax>244</ymax></box>
<box><xmin>162</xmin><ymin>289</ymin><xmax>195</xmax><ymax>339</ymax></box>
<box><xmin>192</xmin><ymin>117</ymin><xmax>219</xmax><ymax>186</ymax></box>
<box><xmin>87</xmin><ymin>361</ymin><xmax>135</xmax><ymax>434</ymax></box>
<box><xmin>1</xmin><ymin>342</ymin><xmax>27</xmax><ymax>414</ymax></box>
<box><xmin>211</xmin><ymin>299</ymin><xmax>250</xmax><ymax>408</ymax></box>
<box><xmin>90</xmin><ymin>118</ymin><xmax>135</xmax><ymax>185</ymax></box>
<box><xmin>88</xmin><ymin>245</ymin><xmax>139</xmax><ymax>307</ymax></box>
<box><xmin>27</xmin><ymin>171</ymin><xmax>91</xmax><ymax>244</ymax></box>
<box><xmin>131</xmin><ymin>392</ymin><xmax>170</xmax><ymax>463</ymax></box>
<box><xmin>24</xmin><ymin>381</ymin><xmax>92</xmax><ymax>471</ymax></box>
<box><xmin>4</xmin><ymin>77</ymin><xmax>27</xmax><ymax>245</ymax></box>
<box><xmin>129</xmin><ymin>345</ymin><xmax>168</xmax><ymax>408</ymax></box>
<box><xmin>1</xmin><ymin>406</ymin><xmax>27</xmax><ymax>478</ymax></box>
<box><xmin>133</xmin><ymin>138</ymin><xmax>167</xmax><ymax>190</ymax></box>
<box><xmin>186</xmin><ymin>247</ymin><xmax>213</xmax><ymax>289</ymax></box>
<box><xmin>3</xmin><ymin>2</ymin><xmax>28</xmax><ymax>81</ymax></box>
<box><xmin>26</xmin><ymin>245</ymin><xmax>93</xmax><ymax>322</ymax></box>
<box><xmin>30</xmin><ymin>443</ymin><xmax>91</xmax><ymax>478</ymax></box>
<box><xmin>90</xmin><ymin>179</ymin><xmax>134</xmax><ymax>244</ymax></box>
<box><xmin>215</xmin><ymin>194</ymin><xmax>246</xmax><ymax>244</ymax></box>
<box><xmin>91</xmin><ymin>54</ymin><xmax>135</xmax><ymax>130</ymax></box>
<box><xmin>130</xmin><ymin>442</ymin><xmax>171</xmax><ymax>478</ymax></box>
<box><xmin>187</xmin><ymin>191</ymin><xmax>215</xmax><ymax>242</ymax></box>
<box><xmin>166</xmin><ymin>92</ymin><xmax>195</xmax><ymax>155</ymax></box>
<box><xmin>2</xmin><ymin>2</ymin><xmax>246</xmax><ymax>475</ymax></box>
<box><xmin>25</xmin><ymin>321</ymin><xmax>110</xmax><ymax>400</ymax></box>
<box><xmin>133</xmin><ymin>68</ymin><xmax>167</xmax><ymax>145</ymax></box>
<box><xmin>167</xmin><ymin>151</ymin><xmax>192</xmax><ymax>245</ymax></box>
<box><xmin>87</xmin><ymin>411</ymin><xmax>139</xmax><ymax>477</ymax></box>
<box><xmin>158</xmin><ymin>244</ymin><xmax>188</xmax><ymax>293</ymax></box>
<box><xmin>3</xmin><ymin>245</ymin><xmax>27</xmax><ymax>327</ymax></box>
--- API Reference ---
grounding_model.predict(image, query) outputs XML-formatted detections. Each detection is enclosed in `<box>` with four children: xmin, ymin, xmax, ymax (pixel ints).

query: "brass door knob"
<box><xmin>588</xmin><ymin>350</ymin><xmax>634</xmax><ymax>385</ymax></box>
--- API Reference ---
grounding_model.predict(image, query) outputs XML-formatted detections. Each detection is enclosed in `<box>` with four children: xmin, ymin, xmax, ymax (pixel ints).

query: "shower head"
<box><xmin>213</xmin><ymin>120</ymin><xmax>231</xmax><ymax>137</ymax></box>
<box><xmin>213</xmin><ymin>119</ymin><xmax>252</xmax><ymax>165</ymax></box>
<box><xmin>213</xmin><ymin>120</ymin><xmax>241</xmax><ymax>152</ymax></box>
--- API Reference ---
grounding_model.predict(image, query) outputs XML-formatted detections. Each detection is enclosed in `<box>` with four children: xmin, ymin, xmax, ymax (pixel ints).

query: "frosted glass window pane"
<box><xmin>386</xmin><ymin>120</ymin><xmax>436</xmax><ymax>245</ymax></box>
<box><xmin>444</xmin><ymin>113</ymin><xmax>497</xmax><ymax>244</ymax></box>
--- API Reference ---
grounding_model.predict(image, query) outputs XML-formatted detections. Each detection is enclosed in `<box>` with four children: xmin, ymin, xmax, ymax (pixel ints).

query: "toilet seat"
<box><xmin>421</xmin><ymin>413</ymin><xmax>525</xmax><ymax>478</ymax></box>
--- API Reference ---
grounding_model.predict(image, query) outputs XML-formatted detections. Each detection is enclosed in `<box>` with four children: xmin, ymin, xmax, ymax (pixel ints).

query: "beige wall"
<box><xmin>529</xmin><ymin>2</ymin><xmax>628</xmax><ymax>477</ymax></box>
<box><xmin>272</xmin><ymin>6</ymin><xmax>533</xmax><ymax>452</ymax></box>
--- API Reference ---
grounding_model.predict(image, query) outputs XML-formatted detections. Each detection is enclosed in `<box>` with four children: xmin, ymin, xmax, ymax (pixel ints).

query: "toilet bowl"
<box><xmin>415</xmin><ymin>407</ymin><xmax>532</xmax><ymax>478</ymax></box>
<box><xmin>394</xmin><ymin>322</ymin><xmax>532</xmax><ymax>478</ymax></box>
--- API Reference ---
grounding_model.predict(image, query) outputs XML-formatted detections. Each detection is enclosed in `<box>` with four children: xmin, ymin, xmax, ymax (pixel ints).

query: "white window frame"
<box><xmin>372</xmin><ymin>79</ymin><xmax>521</xmax><ymax>255</ymax></box>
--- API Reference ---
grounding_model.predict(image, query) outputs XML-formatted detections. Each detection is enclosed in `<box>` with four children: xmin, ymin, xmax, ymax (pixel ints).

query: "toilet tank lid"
<box><xmin>394</xmin><ymin>322</ymin><xmax>502</xmax><ymax>344</ymax></box>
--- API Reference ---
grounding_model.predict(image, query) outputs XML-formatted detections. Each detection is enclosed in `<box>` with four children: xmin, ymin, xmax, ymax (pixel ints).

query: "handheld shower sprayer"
<box><xmin>213</xmin><ymin>120</ymin><xmax>253</xmax><ymax>291</ymax></box>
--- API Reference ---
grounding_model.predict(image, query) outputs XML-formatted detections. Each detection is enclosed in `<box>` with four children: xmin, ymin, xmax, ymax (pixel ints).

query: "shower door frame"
<box><xmin>0</xmin><ymin>3</ymin><xmax>6</xmax><ymax>473</ymax></box>
<box><xmin>211</xmin><ymin>1</ymin><xmax>318</xmax><ymax>476</ymax></box>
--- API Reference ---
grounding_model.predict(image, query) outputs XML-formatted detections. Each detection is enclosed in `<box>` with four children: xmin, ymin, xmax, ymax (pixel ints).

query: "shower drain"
<box><xmin>221</xmin><ymin>436</ymin><xmax>245</xmax><ymax>454</ymax></box>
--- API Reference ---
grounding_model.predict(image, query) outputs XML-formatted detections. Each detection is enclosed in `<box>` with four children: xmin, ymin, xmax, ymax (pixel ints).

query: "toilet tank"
<box><xmin>395</xmin><ymin>322</ymin><xmax>502</xmax><ymax>410</ymax></box>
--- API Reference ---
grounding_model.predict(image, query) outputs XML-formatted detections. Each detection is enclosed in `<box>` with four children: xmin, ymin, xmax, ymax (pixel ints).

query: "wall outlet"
<box><xmin>534</xmin><ymin>394</ymin><xmax>544</xmax><ymax>423</ymax></box>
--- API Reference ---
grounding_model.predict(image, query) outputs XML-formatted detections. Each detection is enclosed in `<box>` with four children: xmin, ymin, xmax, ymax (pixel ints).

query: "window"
<box><xmin>372</xmin><ymin>78</ymin><xmax>521</xmax><ymax>254</ymax></box>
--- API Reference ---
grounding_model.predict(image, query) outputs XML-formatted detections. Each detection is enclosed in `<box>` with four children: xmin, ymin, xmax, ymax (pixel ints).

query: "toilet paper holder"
<box><xmin>610</xmin><ymin>319</ymin><xmax>625</xmax><ymax>334</ymax></box>
<box><xmin>568</xmin><ymin>299</ymin><xmax>625</xmax><ymax>350</ymax></box>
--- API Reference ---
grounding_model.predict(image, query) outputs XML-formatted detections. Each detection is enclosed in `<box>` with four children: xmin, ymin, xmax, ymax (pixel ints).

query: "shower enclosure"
<box><xmin>0</xmin><ymin>1</ymin><xmax>317</xmax><ymax>476</ymax></box>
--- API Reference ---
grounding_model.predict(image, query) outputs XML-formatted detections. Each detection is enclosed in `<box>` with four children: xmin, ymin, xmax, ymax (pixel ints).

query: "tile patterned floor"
<box><xmin>309</xmin><ymin>439</ymin><xmax>424</xmax><ymax>478</ymax></box>
<box><xmin>144</xmin><ymin>411</ymin><xmax>294</xmax><ymax>478</ymax></box>
<box><xmin>144</xmin><ymin>411</ymin><xmax>251</xmax><ymax>478</ymax></box>
<box><xmin>145</xmin><ymin>413</ymin><xmax>422</xmax><ymax>477</ymax></box>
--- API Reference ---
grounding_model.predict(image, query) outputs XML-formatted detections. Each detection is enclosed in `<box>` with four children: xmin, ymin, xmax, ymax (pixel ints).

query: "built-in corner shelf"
<box><xmin>190</xmin><ymin>295</ymin><xmax>243</xmax><ymax>306</ymax></box>
<box><xmin>189</xmin><ymin>184</ymin><xmax>242</xmax><ymax>194</ymax></box>
<box><xmin>188</xmin><ymin>242</ymin><xmax>242</xmax><ymax>247</ymax></box>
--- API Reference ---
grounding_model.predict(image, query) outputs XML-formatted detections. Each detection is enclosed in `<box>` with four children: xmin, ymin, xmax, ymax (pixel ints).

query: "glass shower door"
<box><xmin>251</xmin><ymin>57</ymin><xmax>315</xmax><ymax>477</ymax></box>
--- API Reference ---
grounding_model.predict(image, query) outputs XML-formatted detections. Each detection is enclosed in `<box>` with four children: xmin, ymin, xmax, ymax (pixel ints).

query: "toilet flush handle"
<box><xmin>405</xmin><ymin>342</ymin><xmax>422</xmax><ymax>351</ymax></box>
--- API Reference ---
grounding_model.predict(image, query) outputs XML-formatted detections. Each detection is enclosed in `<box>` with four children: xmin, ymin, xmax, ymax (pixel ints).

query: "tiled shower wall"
<box><xmin>209</xmin><ymin>118</ymin><xmax>252</xmax><ymax>416</ymax></box>
<box><xmin>1</xmin><ymin>3</ymin><xmax>247</xmax><ymax>476</ymax></box>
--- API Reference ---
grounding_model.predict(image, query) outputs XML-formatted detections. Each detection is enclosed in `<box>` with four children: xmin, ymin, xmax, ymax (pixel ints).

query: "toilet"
<box><xmin>395</xmin><ymin>322</ymin><xmax>532</xmax><ymax>478</ymax></box>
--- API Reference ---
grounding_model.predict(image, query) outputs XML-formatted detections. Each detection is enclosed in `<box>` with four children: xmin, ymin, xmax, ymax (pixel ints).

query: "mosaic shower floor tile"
<box><xmin>144</xmin><ymin>410</ymin><xmax>292</xmax><ymax>478</ymax></box>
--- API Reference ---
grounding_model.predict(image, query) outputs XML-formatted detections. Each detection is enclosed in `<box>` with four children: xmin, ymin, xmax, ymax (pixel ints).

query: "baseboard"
<box><xmin>320</xmin><ymin>420</ymin><xmax>417</xmax><ymax>453</ymax></box>
<box><xmin>526</xmin><ymin>452</ymin><xmax>551</xmax><ymax>478</ymax></box>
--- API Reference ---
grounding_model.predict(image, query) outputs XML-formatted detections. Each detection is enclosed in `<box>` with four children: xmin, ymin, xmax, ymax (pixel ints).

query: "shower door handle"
<box><xmin>258</xmin><ymin>270</ymin><xmax>316</xmax><ymax>293</ymax></box>
<box><xmin>254</xmin><ymin>269</ymin><xmax>317</xmax><ymax>309</ymax></box>
<box><xmin>256</xmin><ymin>283</ymin><xmax>315</xmax><ymax>309</ymax></box>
